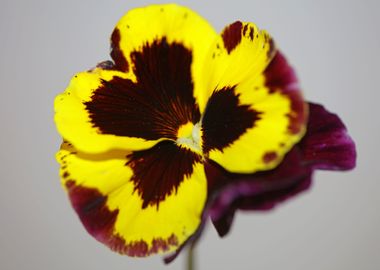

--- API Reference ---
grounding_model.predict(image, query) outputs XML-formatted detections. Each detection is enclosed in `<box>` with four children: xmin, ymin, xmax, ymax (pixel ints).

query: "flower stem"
<box><xmin>186</xmin><ymin>245</ymin><xmax>196</xmax><ymax>270</ymax></box>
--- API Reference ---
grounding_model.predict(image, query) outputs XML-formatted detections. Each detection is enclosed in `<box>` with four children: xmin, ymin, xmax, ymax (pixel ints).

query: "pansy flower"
<box><xmin>54</xmin><ymin>3</ymin><xmax>356</xmax><ymax>261</ymax></box>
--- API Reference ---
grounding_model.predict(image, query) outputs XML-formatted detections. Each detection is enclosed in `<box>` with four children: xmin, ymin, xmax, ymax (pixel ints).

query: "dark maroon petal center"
<box><xmin>86</xmin><ymin>38</ymin><xmax>200</xmax><ymax>140</ymax></box>
<box><xmin>202</xmin><ymin>86</ymin><xmax>261</xmax><ymax>153</ymax></box>
<box><xmin>127</xmin><ymin>140</ymin><xmax>202</xmax><ymax>209</ymax></box>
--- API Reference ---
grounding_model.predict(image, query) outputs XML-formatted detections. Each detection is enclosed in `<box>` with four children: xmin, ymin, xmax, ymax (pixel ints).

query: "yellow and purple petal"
<box><xmin>202</xmin><ymin>47</ymin><xmax>308</xmax><ymax>174</ymax></box>
<box><xmin>57</xmin><ymin>141</ymin><xmax>207</xmax><ymax>256</ymax></box>
<box><xmin>208</xmin><ymin>103</ymin><xmax>356</xmax><ymax>237</ymax></box>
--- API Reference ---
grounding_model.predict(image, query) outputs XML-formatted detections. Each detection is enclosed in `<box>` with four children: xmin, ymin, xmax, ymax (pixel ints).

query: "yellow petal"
<box><xmin>199</xmin><ymin>21</ymin><xmax>275</xmax><ymax>111</ymax></box>
<box><xmin>54</xmin><ymin>68</ymin><xmax>163</xmax><ymax>153</ymax></box>
<box><xmin>57</xmin><ymin>141</ymin><xmax>207</xmax><ymax>256</ymax></box>
<box><xmin>201</xmin><ymin>22</ymin><xmax>307</xmax><ymax>173</ymax></box>
<box><xmin>111</xmin><ymin>3</ymin><xmax>218</xmax><ymax>111</ymax></box>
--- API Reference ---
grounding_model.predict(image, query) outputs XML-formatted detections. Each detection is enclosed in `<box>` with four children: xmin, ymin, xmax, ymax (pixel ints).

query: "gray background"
<box><xmin>0</xmin><ymin>0</ymin><xmax>378</xmax><ymax>269</ymax></box>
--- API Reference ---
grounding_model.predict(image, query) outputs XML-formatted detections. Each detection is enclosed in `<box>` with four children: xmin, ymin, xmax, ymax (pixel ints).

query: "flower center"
<box><xmin>176</xmin><ymin>122</ymin><xmax>202</xmax><ymax>153</ymax></box>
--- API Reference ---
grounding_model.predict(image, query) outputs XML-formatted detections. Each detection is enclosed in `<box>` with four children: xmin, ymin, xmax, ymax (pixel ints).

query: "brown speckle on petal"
<box><xmin>263</xmin><ymin>151</ymin><xmax>278</xmax><ymax>164</ymax></box>
<box><xmin>106</xmin><ymin>233</ymin><xmax>179</xmax><ymax>257</ymax></box>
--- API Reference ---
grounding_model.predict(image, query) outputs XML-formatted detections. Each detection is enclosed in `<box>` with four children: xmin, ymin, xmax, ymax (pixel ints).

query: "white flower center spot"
<box><xmin>176</xmin><ymin>122</ymin><xmax>202</xmax><ymax>153</ymax></box>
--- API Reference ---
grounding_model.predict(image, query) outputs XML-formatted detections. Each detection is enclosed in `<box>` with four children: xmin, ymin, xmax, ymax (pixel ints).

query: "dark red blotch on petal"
<box><xmin>202</xmin><ymin>86</ymin><xmax>261</xmax><ymax>153</ymax></box>
<box><xmin>263</xmin><ymin>151</ymin><xmax>278</xmax><ymax>164</ymax></box>
<box><xmin>222</xmin><ymin>21</ymin><xmax>243</xmax><ymax>54</ymax></box>
<box><xmin>86</xmin><ymin>38</ymin><xmax>200</xmax><ymax>140</ymax></box>
<box><xmin>110</xmin><ymin>28</ymin><xmax>129</xmax><ymax>72</ymax></box>
<box><xmin>127</xmin><ymin>140</ymin><xmax>202</xmax><ymax>209</ymax></box>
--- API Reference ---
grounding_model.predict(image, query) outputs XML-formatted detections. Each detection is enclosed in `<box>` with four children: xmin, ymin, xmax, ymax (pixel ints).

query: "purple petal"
<box><xmin>299</xmin><ymin>103</ymin><xmax>356</xmax><ymax>170</ymax></box>
<box><xmin>208</xmin><ymin>149</ymin><xmax>312</xmax><ymax>237</ymax></box>
<box><xmin>237</xmin><ymin>173</ymin><xmax>312</xmax><ymax>211</ymax></box>
<box><xmin>212</xmin><ymin>174</ymin><xmax>312</xmax><ymax>237</ymax></box>
<box><xmin>209</xmin><ymin>204</ymin><xmax>236</xmax><ymax>238</ymax></box>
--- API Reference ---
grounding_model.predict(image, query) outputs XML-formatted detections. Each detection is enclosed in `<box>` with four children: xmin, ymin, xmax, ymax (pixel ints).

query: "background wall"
<box><xmin>1</xmin><ymin>0</ymin><xmax>378</xmax><ymax>269</ymax></box>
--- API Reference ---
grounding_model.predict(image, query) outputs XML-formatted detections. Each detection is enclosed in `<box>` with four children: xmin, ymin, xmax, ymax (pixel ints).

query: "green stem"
<box><xmin>186</xmin><ymin>245</ymin><xmax>196</xmax><ymax>270</ymax></box>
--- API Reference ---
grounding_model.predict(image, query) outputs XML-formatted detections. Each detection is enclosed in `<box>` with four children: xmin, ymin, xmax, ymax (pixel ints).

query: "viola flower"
<box><xmin>54</xmin><ymin>3</ymin><xmax>356</xmax><ymax>261</ymax></box>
